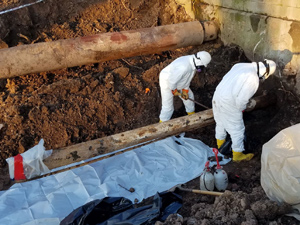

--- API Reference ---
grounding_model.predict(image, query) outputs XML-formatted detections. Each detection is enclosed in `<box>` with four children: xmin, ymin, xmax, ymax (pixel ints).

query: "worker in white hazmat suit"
<box><xmin>212</xmin><ymin>59</ymin><xmax>276</xmax><ymax>162</ymax></box>
<box><xmin>159</xmin><ymin>51</ymin><xmax>212</xmax><ymax>122</ymax></box>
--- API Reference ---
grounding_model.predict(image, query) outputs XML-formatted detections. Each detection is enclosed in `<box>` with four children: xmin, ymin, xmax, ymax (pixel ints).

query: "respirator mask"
<box><xmin>193</xmin><ymin>53</ymin><xmax>205</xmax><ymax>72</ymax></box>
<box><xmin>257</xmin><ymin>59</ymin><xmax>270</xmax><ymax>80</ymax></box>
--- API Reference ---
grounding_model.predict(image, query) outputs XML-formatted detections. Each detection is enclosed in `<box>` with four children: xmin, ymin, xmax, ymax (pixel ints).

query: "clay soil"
<box><xmin>0</xmin><ymin>0</ymin><xmax>300</xmax><ymax>224</ymax></box>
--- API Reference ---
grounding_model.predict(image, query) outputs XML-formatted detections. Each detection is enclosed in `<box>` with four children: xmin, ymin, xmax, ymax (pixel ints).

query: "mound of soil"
<box><xmin>0</xmin><ymin>0</ymin><xmax>300</xmax><ymax>224</ymax></box>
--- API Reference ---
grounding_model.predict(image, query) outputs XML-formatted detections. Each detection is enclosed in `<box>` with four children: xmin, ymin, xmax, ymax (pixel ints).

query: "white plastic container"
<box><xmin>199</xmin><ymin>161</ymin><xmax>215</xmax><ymax>191</ymax></box>
<box><xmin>212</xmin><ymin>148</ymin><xmax>228</xmax><ymax>191</ymax></box>
<box><xmin>214</xmin><ymin>168</ymin><xmax>228</xmax><ymax>191</ymax></box>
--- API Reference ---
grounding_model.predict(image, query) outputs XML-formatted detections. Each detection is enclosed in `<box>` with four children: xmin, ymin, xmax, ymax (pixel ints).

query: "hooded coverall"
<box><xmin>159</xmin><ymin>55</ymin><xmax>196</xmax><ymax>121</ymax></box>
<box><xmin>212</xmin><ymin>63</ymin><xmax>259</xmax><ymax>152</ymax></box>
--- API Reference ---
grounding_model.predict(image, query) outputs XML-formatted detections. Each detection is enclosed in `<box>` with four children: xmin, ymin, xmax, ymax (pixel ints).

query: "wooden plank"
<box><xmin>43</xmin><ymin>109</ymin><xmax>215</xmax><ymax>170</ymax></box>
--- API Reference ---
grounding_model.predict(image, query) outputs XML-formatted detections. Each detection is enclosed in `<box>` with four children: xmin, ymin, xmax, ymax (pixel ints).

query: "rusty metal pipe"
<box><xmin>0</xmin><ymin>21</ymin><xmax>218</xmax><ymax>79</ymax></box>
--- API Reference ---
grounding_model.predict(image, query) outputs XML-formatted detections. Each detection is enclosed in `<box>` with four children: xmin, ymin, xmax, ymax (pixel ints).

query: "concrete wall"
<box><xmin>177</xmin><ymin>0</ymin><xmax>300</xmax><ymax>93</ymax></box>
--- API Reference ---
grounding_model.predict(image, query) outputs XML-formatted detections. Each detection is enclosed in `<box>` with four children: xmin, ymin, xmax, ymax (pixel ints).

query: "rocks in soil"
<box><xmin>156</xmin><ymin>214</ymin><xmax>184</xmax><ymax>225</ymax></box>
<box><xmin>161</xmin><ymin>187</ymin><xmax>295</xmax><ymax>225</ymax></box>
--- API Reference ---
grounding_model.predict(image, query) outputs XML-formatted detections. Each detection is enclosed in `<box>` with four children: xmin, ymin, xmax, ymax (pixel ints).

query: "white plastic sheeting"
<box><xmin>0</xmin><ymin>135</ymin><xmax>230</xmax><ymax>224</ymax></box>
<box><xmin>261</xmin><ymin>124</ymin><xmax>300</xmax><ymax>220</ymax></box>
<box><xmin>6</xmin><ymin>139</ymin><xmax>52</xmax><ymax>180</ymax></box>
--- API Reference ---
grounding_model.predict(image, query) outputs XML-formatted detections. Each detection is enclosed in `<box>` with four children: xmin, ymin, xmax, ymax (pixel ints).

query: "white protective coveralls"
<box><xmin>212</xmin><ymin>63</ymin><xmax>260</xmax><ymax>152</ymax></box>
<box><xmin>159</xmin><ymin>55</ymin><xmax>196</xmax><ymax>121</ymax></box>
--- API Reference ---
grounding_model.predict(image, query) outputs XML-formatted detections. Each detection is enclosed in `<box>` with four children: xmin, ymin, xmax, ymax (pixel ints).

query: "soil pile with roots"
<box><xmin>0</xmin><ymin>0</ymin><xmax>300</xmax><ymax>224</ymax></box>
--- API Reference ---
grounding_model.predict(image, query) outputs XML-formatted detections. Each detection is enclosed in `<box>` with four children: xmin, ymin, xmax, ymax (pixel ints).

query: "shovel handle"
<box><xmin>191</xmin><ymin>189</ymin><xmax>223</xmax><ymax>196</ymax></box>
<box><xmin>187</xmin><ymin>98</ymin><xmax>210</xmax><ymax>109</ymax></box>
<box><xmin>180</xmin><ymin>187</ymin><xmax>223</xmax><ymax>196</ymax></box>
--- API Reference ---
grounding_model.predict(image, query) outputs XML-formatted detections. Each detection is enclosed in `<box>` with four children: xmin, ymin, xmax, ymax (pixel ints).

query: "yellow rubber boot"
<box><xmin>159</xmin><ymin>120</ymin><xmax>163</xmax><ymax>123</ymax></box>
<box><xmin>187</xmin><ymin>111</ymin><xmax>195</xmax><ymax>115</ymax></box>
<box><xmin>232</xmin><ymin>150</ymin><xmax>254</xmax><ymax>163</ymax></box>
<box><xmin>217</xmin><ymin>139</ymin><xmax>225</xmax><ymax>149</ymax></box>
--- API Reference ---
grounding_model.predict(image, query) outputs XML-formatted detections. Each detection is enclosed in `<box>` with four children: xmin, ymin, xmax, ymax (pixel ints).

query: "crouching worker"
<box><xmin>212</xmin><ymin>59</ymin><xmax>276</xmax><ymax>162</ymax></box>
<box><xmin>159</xmin><ymin>51</ymin><xmax>212</xmax><ymax>122</ymax></box>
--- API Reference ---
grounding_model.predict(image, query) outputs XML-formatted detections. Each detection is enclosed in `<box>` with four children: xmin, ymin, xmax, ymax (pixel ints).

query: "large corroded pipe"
<box><xmin>0</xmin><ymin>21</ymin><xmax>218</xmax><ymax>78</ymax></box>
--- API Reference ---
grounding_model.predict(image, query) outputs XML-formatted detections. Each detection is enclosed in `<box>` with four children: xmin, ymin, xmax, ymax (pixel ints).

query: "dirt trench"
<box><xmin>0</xmin><ymin>0</ymin><xmax>300</xmax><ymax>224</ymax></box>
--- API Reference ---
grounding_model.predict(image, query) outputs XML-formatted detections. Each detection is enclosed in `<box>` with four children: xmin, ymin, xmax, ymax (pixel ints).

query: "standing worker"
<box><xmin>159</xmin><ymin>51</ymin><xmax>212</xmax><ymax>122</ymax></box>
<box><xmin>212</xmin><ymin>59</ymin><xmax>276</xmax><ymax>162</ymax></box>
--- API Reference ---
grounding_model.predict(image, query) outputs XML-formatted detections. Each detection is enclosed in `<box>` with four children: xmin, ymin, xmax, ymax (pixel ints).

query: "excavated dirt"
<box><xmin>0</xmin><ymin>0</ymin><xmax>300</xmax><ymax>224</ymax></box>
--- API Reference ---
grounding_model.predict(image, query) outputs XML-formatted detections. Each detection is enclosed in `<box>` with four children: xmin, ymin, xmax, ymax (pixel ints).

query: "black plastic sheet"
<box><xmin>60</xmin><ymin>191</ymin><xmax>182</xmax><ymax>225</ymax></box>
<box><xmin>219</xmin><ymin>134</ymin><xmax>249</xmax><ymax>156</ymax></box>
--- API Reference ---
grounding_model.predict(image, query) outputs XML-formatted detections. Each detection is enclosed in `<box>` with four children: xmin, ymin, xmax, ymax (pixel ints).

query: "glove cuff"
<box><xmin>182</xmin><ymin>89</ymin><xmax>189</xmax><ymax>94</ymax></box>
<box><xmin>172</xmin><ymin>89</ymin><xmax>178</xmax><ymax>95</ymax></box>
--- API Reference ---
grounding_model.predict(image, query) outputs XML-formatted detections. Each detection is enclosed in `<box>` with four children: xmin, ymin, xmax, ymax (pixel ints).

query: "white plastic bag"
<box><xmin>261</xmin><ymin>123</ymin><xmax>300</xmax><ymax>220</ymax></box>
<box><xmin>6</xmin><ymin>139</ymin><xmax>52</xmax><ymax>180</ymax></box>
